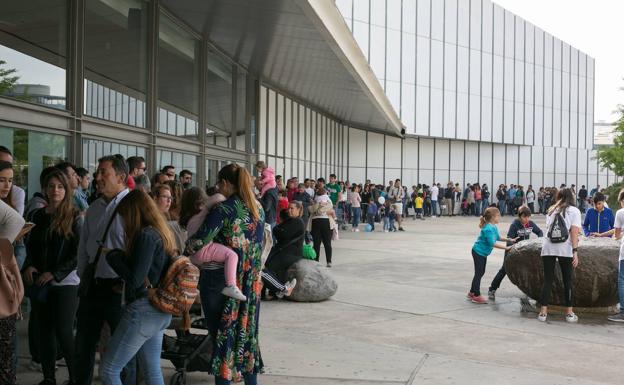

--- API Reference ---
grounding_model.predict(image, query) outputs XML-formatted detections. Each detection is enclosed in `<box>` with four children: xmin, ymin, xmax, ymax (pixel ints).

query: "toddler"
<box><xmin>255</xmin><ymin>161</ymin><xmax>277</xmax><ymax>197</ymax></box>
<box><xmin>414</xmin><ymin>193</ymin><xmax>424</xmax><ymax>220</ymax></box>
<box><xmin>180</xmin><ymin>187</ymin><xmax>246</xmax><ymax>301</ymax></box>
<box><xmin>388</xmin><ymin>205</ymin><xmax>397</xmax><ymax>232</ymax></box>
<box><xmin>366</xmin><ymin>198</ymin><xmax>377</xmax><ymax>231</ymax></box>
<box><xmin>380</xmin><ymin>203</ymin><xmax>389</xmax><ymax>232</ymax></box>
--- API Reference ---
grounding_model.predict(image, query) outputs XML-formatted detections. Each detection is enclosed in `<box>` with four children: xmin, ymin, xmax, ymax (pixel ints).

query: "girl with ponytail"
<box><xmin>185</xmin><ymin>163</ymin><xmax>265</xmax><ymax>384</ymax></box>
<box><xmin>468</xmin><ymin>207</ymin><xmax>516</xmax><ymax>304</ymax></box>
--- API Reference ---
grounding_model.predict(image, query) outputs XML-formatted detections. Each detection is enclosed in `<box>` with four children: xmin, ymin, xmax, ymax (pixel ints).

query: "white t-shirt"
<box><xmin>430</xmin><ymin>185</ymin><xmax>439</xmax><ymax>201</ymax></box>
<box><xmin>613</xmin><ymin>208</ymin><xmax>624</xmax><ymax>261</ymax></box>
<box><xmin>305</xmin><ymin>187</ymin><xmax>315</xmax><ymax>198</ymax></box>
<box><xmin>541</xmin><ymin>206</ymin><xmax>582</xmax><ymax>257</ymax></box>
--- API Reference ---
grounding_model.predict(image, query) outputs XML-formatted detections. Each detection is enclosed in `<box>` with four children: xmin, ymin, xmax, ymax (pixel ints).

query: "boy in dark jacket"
<box><xmin>488</xmin><ymin>206</ymin><xmax>543</xmax><ymax>300</ymax></box>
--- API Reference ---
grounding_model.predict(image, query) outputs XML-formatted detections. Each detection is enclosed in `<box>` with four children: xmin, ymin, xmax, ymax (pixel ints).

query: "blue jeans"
<box><xmin>475</xmin><ymin>200</ymin><xmax>482</xmax><ymax>216</ymax></box>
<box><xmin>351</xmin><ymin>207</ymin><xmax>361</xmax><ymax>228</ymax></box>
<box><xmin>619</xmin><ymin>260</ymin><xmax>624</xmax><ymax>313</ymax></box>
<box><xmin>100</xmin><ymin>298</ymin><xmax>171</xmax><ymax>385</ymax></box>
<box><xmin>431</xmin><ymin>200</ymin><xmax>439</xmax><ymax>216</ymax></box>
<box><xmin>383</xmin><ymin>217</ymin><xmax>389</xmax><ymax>231</ymax></box>
<box><xmin>498</xmin><ymin>200</ymin><xmax>506</xmax><ymax>216</ymax></box>
<box><xmin>481</xmin><ymin>199</ymin><xmax>489</xmax><ymax>214</ymax></box>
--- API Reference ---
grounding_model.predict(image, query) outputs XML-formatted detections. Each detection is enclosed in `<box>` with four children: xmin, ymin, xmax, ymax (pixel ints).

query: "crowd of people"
<box><xmin>1</xmin><ymin>142</ymin><xmax>623</xmax><ymax>385</ymax></box>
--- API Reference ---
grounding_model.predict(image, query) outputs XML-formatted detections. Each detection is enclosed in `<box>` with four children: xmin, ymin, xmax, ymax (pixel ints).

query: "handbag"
<box><xmin>77</xmin><ymin>207</ymin><xmax>119</xmax><ymax>297</ymax></box>
<box><xmin>0</xmin><ymin>238</ymin><xmax>24</xmax><ymax>318</ymax></box>
<box><xmin>302</xmin><ymin>243</ymin><xmax>316</xmax><ymax>260</ymax></box>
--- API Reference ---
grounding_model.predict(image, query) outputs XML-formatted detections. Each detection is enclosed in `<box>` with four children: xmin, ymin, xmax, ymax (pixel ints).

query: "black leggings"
<box><xmin>470</xmin><ymin>249</ymin><xmax>487</xmax><ymax>296</ymax></box>
<box><xmin>31</xmin><ymin>285</ymin><xmax>78</xmax><ymax>382</ymax></box>
<box><xmin>311</xmin><ymin>218</ymin><xmax>332</xmax><ymax>264</ymax></box>
<box><xmin>540</xmin><ymin>256</ymin><xmax>574</xmax><ymax>307</ymax></box>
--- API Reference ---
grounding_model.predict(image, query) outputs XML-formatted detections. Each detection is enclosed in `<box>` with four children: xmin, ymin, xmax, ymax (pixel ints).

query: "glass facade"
<box><xmin>334</xmin><ymin>0</ymin><xmax>608</xmax><ymax>189</ymax></box>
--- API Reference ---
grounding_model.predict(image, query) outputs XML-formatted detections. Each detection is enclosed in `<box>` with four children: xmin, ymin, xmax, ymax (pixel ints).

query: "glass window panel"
<box><xmin>387</xmin><ymin>80</ymin><xmax>401</xmax><ymax>113</ymax></box>
<box><xmin>469</xmin><ymin>50</ymin><xmax>480</xmax><ymax>95</ymax></box>
<box><xmin>403</xmin><ymin>0</ymin><xmax>417</xmax><ymax>34</ymax></box>
<box><xmin>553</xmin><ymin>38</ymin><xmax>562</xmax><ymax>70</ymax></box>
<box><xmin>535</xmin><ymin>28</ymin><xmax>544</xmax><ymax>66</ymax></box>
<box><xmin>387</xmin><ymin>29</ymin><xmax>401</xmax><ymax>81</ymax></box>
<box><xmin>415</xmin><ymin>86</ymin><xmax>429</xmax><ymax>135</ymax></box>
<box><xmin>535</xmin><ymin>65</ymin><xmax>544</xmax><ymax>106</ymax></box>
<box><xmin>503</xmin><ymin>100</ymin><xmax>513</xmax><ymax>143</ymax></box>
<box><xmin>482</xmin><ymin>0</ymin><xmax>493</xmax><ymax>53</ymax></box>
<box><xmin>570</xmin><ymin>110</ymin><xmax>578</xmax><ymax>148</ymax></box>
<box><xmin>470</xmin><ymin>0</ymin><xmax>481</xmax><ymax>50</ymax></box>
<box><xmin>371</xmin><ymin>0</ymin><xmax>385</xmax><ymax>26</ymax></box>
<box><xmin>276</xmin><ymin>94</ymin><xmax>284</xmax><ymax>157</ymax></box>
<box><xmin>514</xmin><ymin>60</ymin><xmax>524</xmax><ymax>102</ymax></box>
<box><xmin>571</xmin><ymin>73</ymin><xmax>578</xmax><ymax>112</ymax></box>
<box><xmin>544</xmin><ymin>107</ymin><xmax>552</xmax><ymax>146</ymax></box>
<box><xmin>524</xmin><ymin>104</ymin><xmax>534</xmax><ymax>145</ymax></box>
<box><xmin>553</xmin><ymin>108</ymin><xmax>561</xmax><ymax>147</ymax></box>
<box><xmin>526</xmin><ymin>23</ymin><xmax>534</xmax><ymax>64</ymax></box>
<box><xmin>482</xmin><ymin>53</ymin><xmax>493</xmax><ymax>97</ymax></box>
<box><xmin>206</xmin><ymin>50</ymin><xmax>234</xmax><ymax>147</ymax></box>
<box><xmin>353</xmin><ymin>21</ymin><xmax>369</xmax><ymax>59</ymax></box>
<box><xmin>387</xmin><ymin>0</ymin><xmax>401</xmax><ymax>30</ymax></box>
<box><xmin>236</xmin><ymin>71</ymin><xmax>247</xmax><ymax>152</ymax></box>
<box><xmin>158</xmin><ymin>13</ymin><xmax>199</xmax><ymax>139</ymax></box>
<box><xmin>444</xmin><ymin>43</ymin><xmax>457</xmax><ymax>91</ymax></box>
<box><xmin>353</xmin><ymin>0</ymin><xmax>367</xmax><ymax>22</ymax></box>
<box><xmin>562</xmin><ymin>72</ymin><xmax>570</xmax><ymax>112</ymax></box>
<box><xmin>492</xmin><ymin>98</ymin><xmax>503</xmax><ymax>142</ymax></box>
<box><xmin>402</xmin><ymin>83</ymin><xmax>415</xmax><ymax>132</ymax></box>
<box><xmin>579</xmin><ymin>52</ymin><xmax>587</xmax><ymax>77</ymax></box>
<box><xmin>544</xmin><ymin>34</ymin><xmax>553</xmax><ymax>68</ymax></box>
<box><xmin>370</xmin><ymin>26</ymin><xmax>386</xmax><ymax>80</ymax></box>
<box><xmin>469</xmin><ymin>94</ymin><xmax>480</xmax><ymax>140</ymax></box>
<box><xmin>553</xmin><ymin>69</ymin><xmax>562</xmax><ymax>110</ymax></box>
<box><xmin>504</xmin><ymin>58</ymin><xmax>514</xmax><ymax>101</ymax></box>
<box><xmin>482</xmin><ymin>97</ymin><xmax>492</xmax><ymax>142</ymax></box>
<box><xmin>562</xmin><ymin>43</ymin><xmax>570</xmax><ymax>73</ymax></box>
<box><xmin>457</xmin><ymin>0</ymin><xmax>469</xmax><ymax>47</ymax></box>
<box><xmin>284</xmin><ymin>99</ymin><xmax>292</xmax><ymax>158</ymax></box>
<box><xmin>402</xmin><ymin>33</ymin><xmax>416</xmax><ymax>84</ymax></box>
<box><xmin>561</xmin><ymin>107</ymin><xmax>569</xmax><ymax>148</ymax></box>
<box><xmin>457</xmin><ymin>93</ymin><xmax>469</xmax><ymax>139</ymax></box>
<box><xmin>0</xmin><ymin>0</ymin><xmax>67</xmax><ymax>109</ymax></box>
<box><xmin>445</xmin><ymin>0</ymin><xmax>457</xmax><ymax>44</ymax></box>
<box><xmin>430</xmin><ymin>40</ymin><xmax>443</xmax><ymax>89</ymax></box>
<box><xmin>534</xmin><ymin>105</ymin><xmax>543</xmax><ymax>146</ymax></box>
<box><xmin>515</xmin><ymin>19</ymin><xmax>524</xmax><ymax>61</ymax></box>
<box><xmin>544</xmin><ymin>67</ymin><xmax>553</xmax><ymax>107</ymax></box>
<box><xmin>588</xmin><ymin>58</ymin><xmax>594</xmax><ymax>78</ymax></box>
<box><xmin>430</xmin><ymin>88</ymin><xmax>443</xmax><ymax>137</ymax></box>
<box><xmin>457</xmin><ymin>47</ymin><xmax>469</xmax><ymax>93</ymax></box>
<box><xmin>417</xmin><ymin>0</ymin><xmax>430</xmax><ymax>38</ymax></box>
<box><xmin>493</xmin><ymin>55</ymin><xmax>503</xmax><ymax>100</ymax></box>
<box><xmin>431</xmin><ymin>0</ymin><xmax>444</xmax><ymax>40</ymax></box>
<box><xmin>493</xmin><ymin>5</ymin><xmax>504</xmax><ymax>56</ymax></box>
<box><xmin>1</xmin><ymin>127</ymin><xmax>69</xmax><ymax>199</ymax></box>
<box><xmin>444</xmin><ymin>91</ymin><xmax>456</xmax><ymax>138</ymax></box>
<box><xmin>416</xmin><ymin>36</ymin><xmax>430</xmax><ymax>86</ymax></box>
<box><xmin>504</xmin><ymin>11</ymin><xmax>514</xmax><ymax>58</ymax></box>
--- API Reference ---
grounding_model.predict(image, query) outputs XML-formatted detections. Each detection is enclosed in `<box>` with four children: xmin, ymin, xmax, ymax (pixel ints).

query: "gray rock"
<box><xmin>286</xmin><ymin>259</ymin><xmax>338</xmax><ymax>302</ymax></box>
<box><xmin>505</xmin><ymin>237</ymin><xmax>620</xmax><ymax>307</ymax></box>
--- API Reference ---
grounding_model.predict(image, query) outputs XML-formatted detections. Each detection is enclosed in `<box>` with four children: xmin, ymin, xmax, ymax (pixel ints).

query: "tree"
<box><xmin>596</xmin><ymin>104</ymin><xmax>624</xmax><ymax>176</ymax></box>
<box><xmin>0</xmin><ymin>60</ymin><xmax>19</xmax><ymax>95</ymax></box>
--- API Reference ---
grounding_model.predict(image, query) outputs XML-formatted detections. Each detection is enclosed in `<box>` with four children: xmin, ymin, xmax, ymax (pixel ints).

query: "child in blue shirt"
<box><xmin>468</xmin><ymin>207</ymin><xmax>515</xmax><ymax>304</ymax></box>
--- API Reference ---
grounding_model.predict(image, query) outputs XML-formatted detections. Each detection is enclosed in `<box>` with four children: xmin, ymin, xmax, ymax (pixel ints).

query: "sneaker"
<box><xmin>399</xmin><ymin>227</ymin><xmax>405</xmax><ymax>231</ymax></box>
<box><xmin>280</xmin><ymin>278</ymin><xmax>297</xmax><ymax>297</ymax></box>
<box><xmin>384</xmin><ymin>230</ymin><xmax>389</xmax><ymax>233</ymax></box>
<box><xmin>565</xmin><ymin>313</ymin><xmax>579</xmax><ymax>323</ymax></box>
<box><xmin>466</xmin><ymin>292</ymin><xmax>475</xmax><ymax>301</ymax></box>
<box><xmin>471</xmin><ymin>295</ymin><xmax>488</xmax><ymax>304</ymax></box>
<box><xmin>607</xmin><ymin>313</ymin><xmax>624</xmax><ymax>323</ymax></box>
<box><xmin>221</xmin><ymin>285</ymin><xmax>247</xmax><ymax>301</ymax></box>
<box><xmin>488</xmin><ymin>290</ymin><xmax>496</xmax><ymax>300</ymax></box>
<box><xmin>326</xmin><ymin>263</ymin><xmax>332</xmax><ymax>268</ymax></box>
<box><xmin>537</xmin><ymin>313</ymin><xmax>547</xmax><ymax>322</ymax></box>
<box><xmin>355</xmin><ymin>228</ymin><xmax>359</xmax><ymax>232</ymax></box>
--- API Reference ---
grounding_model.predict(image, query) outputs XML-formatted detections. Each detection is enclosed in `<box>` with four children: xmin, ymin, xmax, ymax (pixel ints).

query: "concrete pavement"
<box><xmin>16</xmin><ymin>214</ymin><xmax>624</xmax><ymax>384</ymax></box>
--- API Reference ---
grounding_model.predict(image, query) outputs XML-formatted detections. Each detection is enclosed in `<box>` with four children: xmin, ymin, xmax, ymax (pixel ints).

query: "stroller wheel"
<box><xmin>169</xmin><ymin>371</ymin><xmax>185</xmax><ymax>385</ymax></box>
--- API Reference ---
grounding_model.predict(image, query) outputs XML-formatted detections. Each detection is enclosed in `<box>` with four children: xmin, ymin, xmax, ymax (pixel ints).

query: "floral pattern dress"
<box><xmin>186</xmin><ymin>195</ymin><xmax>265</xmax><ymax>381</ymax></box>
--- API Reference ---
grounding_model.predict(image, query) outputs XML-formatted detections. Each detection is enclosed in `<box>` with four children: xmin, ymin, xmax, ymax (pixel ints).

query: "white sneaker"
<box><xmin>537</xmin><ymin>313</ymin><xmax>547</xmax><ymax>322</ymax></box>
<box><xmin>222</xmin><ymin>285</ymin><xmax>247</xmax><ymax>301</ymax></box>
<box><xmin>355</xmin><ymin>228</ymin><xmax>359</xmax><ymax>232</ymax></box>
<box><xmin>566</xmin><ymin>313</ymin><xmax>578</xmax><ymax>323</ymax></box>
<box><xmin>280</xmin><ymin>278</ymin><xmax>297</xmax><ymax>297</ymax></box>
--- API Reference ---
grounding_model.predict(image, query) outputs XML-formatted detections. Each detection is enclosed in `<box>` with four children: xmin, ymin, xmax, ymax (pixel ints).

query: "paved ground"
<box><xmin>17</xmin><ymin>214</ymin><xmax>624</xmax><ymax>384</ymax></box>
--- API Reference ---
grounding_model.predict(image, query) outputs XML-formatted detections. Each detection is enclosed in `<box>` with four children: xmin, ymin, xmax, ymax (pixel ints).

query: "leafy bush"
<box><xmin>604</xmin><ymin>182</ymin><xmax>624</xmax><ymax>209</ymax></box>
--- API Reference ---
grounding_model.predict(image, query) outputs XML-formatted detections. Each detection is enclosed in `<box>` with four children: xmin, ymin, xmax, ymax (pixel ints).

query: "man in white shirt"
<box><xmin>74</xmin><ymin>154</ymin><xmax>135</xmax><ymax>385</ymax></box>
<box><xmin>430</xmin><ymin>183</ymin><xmax>439</xmax><ymax>217</ymax></box>
<box><xmin>388</xmin><ymin>179</ymin><xmax>406</xmax><ymax>231</ymax></box>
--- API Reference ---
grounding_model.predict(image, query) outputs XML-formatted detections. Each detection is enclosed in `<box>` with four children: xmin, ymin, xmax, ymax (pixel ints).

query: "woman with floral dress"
<box><xmin>185</xmin><ymin>164</ymin><xmax>265</xmax><ymax>385</ymax></box>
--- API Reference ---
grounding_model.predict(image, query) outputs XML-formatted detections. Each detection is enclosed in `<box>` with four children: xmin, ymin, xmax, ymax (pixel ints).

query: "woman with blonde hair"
<box><xmin>100</xmin><ymin>190</ymin><xmax>177</xmax><ymax>385</ymax></box>
<box><xmin>185</xmin><ymin>163</ymin><xmax>265</xmax><ymax>385</ymax></box>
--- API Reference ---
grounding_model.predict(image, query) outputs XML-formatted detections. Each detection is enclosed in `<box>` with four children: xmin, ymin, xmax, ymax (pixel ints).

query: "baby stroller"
<box><xmin>161</xmin><ymin>304</ymin><xmax>213</xmax><ymax>385</ymax></box>
<box><xmin>335</xmin><ymin>201</ymin><xmax>350</xmax><ymax>230</ymax></box>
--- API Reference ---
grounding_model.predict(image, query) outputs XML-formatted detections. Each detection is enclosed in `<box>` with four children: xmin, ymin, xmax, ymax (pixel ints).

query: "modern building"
<box><xmin>0</xmin><ymin>0</ymin><xmax>616</xmax><ymax>200</ymax></box>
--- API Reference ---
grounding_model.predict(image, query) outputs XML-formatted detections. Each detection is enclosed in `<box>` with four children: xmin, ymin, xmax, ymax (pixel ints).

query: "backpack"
<box><xmin>547</xmin><ymin>210</ymin><xmax>569</xmax><ymax>243</ymax></box>
<box><xmin>0</xmin><ymin>239</ymin><xmax>24</xmax><ymax>318</ymax></box>
<box><xmin>148</xmin><ymin>255</ymin><xmax>199</xmax><ymax>329</ymax></box>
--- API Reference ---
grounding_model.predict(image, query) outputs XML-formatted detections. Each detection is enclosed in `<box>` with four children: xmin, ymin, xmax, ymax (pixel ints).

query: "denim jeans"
<box><xmin>481</xmin><ymin>199</ymin><xmax>489</xmax><ymax>214</ymax></box>
<box><xmin>475</xmin><ymin>200</ymin><xmax>482</xmax><ymax>216</ymax></box>
<box><xmin>431</xmin><ymin>200</ymin><xmax>439</xmax><ymax>216</ymax></box>
<box><xmin>366</xmin><ymin>213</ymin><xmax>375</xmax><ymax>230</ymax></box>
<box><xmin>100</xmin><ymin>298</ymin><xmax>171</xmax><ymax>385</ymax></box>
<box><xmin>351</xmin><ymin>207</ymin><xmax>362</xmax><ymax>228</ymax></box>
<box><xmin>383</xmin><ymin>217</ymin><xmax>390</xmax><ymax>231</ymax></box>
<box><xmin>498</xmin><ymin>200</ymin><xmax>506</xmax><ymax>216</ymax></box>
<box><xmin>470</xmin><ymin>249</ymin><xmax>487</xmax><ymax>296</ymax></box>
<box><xmin>619</xmin><ymin>260</ymin><xmax>624</xmax><ymax>313</ymax></box>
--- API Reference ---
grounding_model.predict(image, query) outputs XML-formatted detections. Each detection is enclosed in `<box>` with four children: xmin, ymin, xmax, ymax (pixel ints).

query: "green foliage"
<box><xmin>596</xmin><ymin>104</ymin><xmax>624</xmax><ymax>175</ymax></box>
<box><xmin>0</xmin><ymin>59</ymin><xmax>19</xmax><ymax>95</ymax></box>
<box><xmin>604</xmin><ymin>182</ymin><xmax>624</xmax><ymax>210</ymax></box>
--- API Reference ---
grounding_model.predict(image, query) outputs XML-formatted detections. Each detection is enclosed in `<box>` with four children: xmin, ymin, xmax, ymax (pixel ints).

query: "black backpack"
<box><xmin>547</xmin><ymin>210</ymin><xmax>569</xmax><ymax>243</ymax></box>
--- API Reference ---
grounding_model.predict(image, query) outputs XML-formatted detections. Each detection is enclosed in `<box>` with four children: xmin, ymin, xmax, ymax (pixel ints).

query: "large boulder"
<box><xmin>286</xmin><ymin>260</ymin><xmax>338</xmax><ymax>302</ymax></box>
<box><xmin>505</xmin><ymin>237</ymin><xmax>620</xmax><ymax>307</ymax></box>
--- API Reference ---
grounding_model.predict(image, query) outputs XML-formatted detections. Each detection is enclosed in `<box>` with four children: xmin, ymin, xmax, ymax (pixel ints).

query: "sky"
<box><xmin>493</xmin><ymin>0</ymin><xmax>624</xmax><ymax>124</ymax></box>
